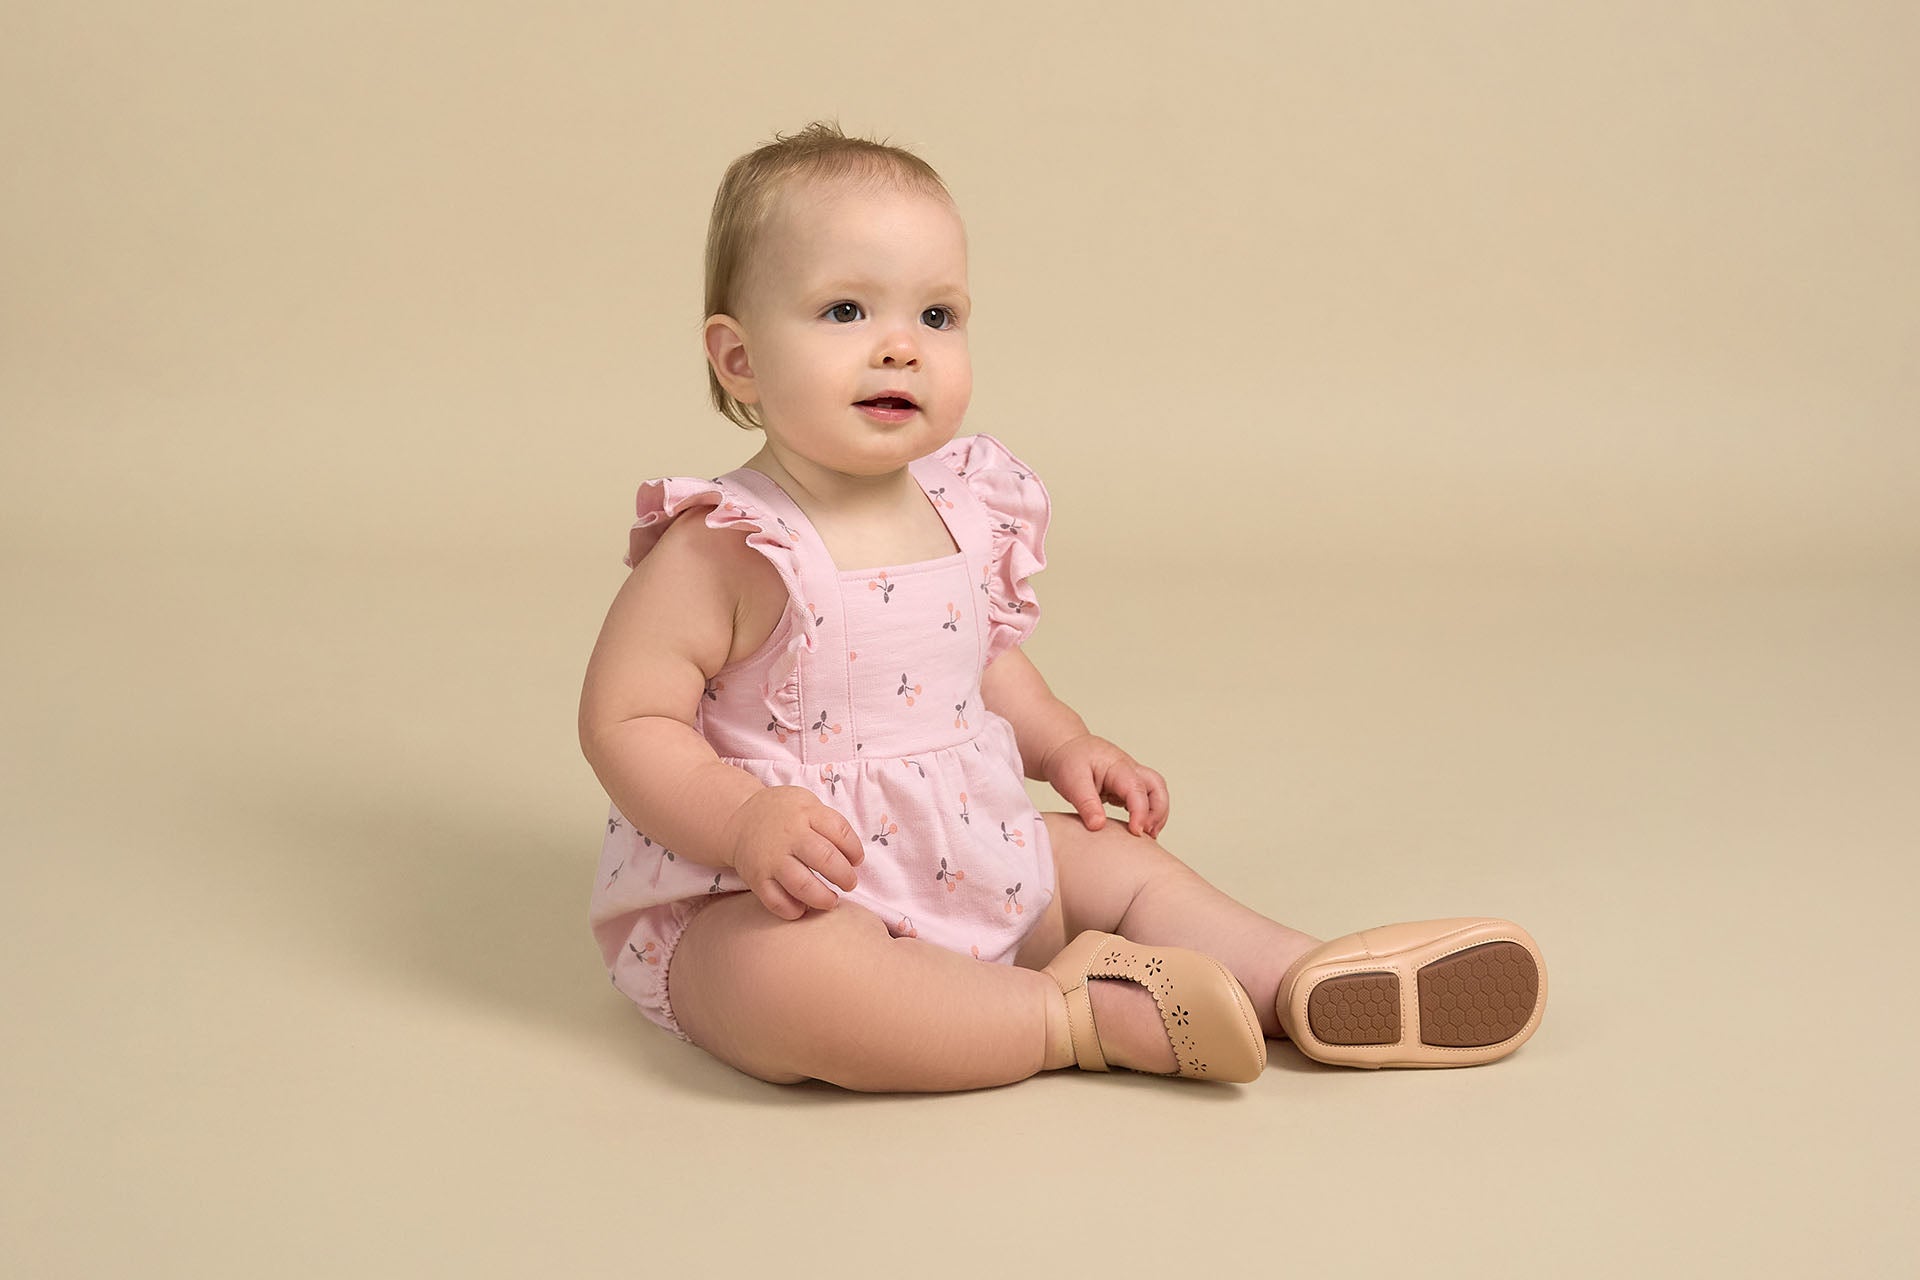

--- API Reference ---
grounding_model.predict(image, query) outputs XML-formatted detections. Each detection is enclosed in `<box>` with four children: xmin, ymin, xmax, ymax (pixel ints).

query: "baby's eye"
<box><xmin>923</xmin><ymin>306</ymin><xmax>957</xmax><ymax>331</ymax></box>
<box><xmin>825</xmin><ymin>301</ymin><xmax>862</xmax><ymax>323</ymax></box>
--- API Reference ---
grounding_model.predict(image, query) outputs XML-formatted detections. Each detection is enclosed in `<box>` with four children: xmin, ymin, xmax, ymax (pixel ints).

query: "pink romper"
<box><xmin>588</xmin><ymin>432</ymin><xmax>1058</xmax><ymax>1041</ymax></box>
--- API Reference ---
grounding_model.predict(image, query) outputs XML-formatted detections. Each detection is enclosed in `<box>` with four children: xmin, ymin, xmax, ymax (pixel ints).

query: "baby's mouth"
<box><xmin>857</xmin><ymin>397</ymin><xmax>917</xmax><ymax>411</ymax></box>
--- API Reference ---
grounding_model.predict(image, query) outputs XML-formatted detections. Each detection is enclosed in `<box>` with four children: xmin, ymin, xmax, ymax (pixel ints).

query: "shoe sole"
<box><xmin>1290</xmin><ymin>926</ymin><xmax>1546</xmax><ymax>1068</ymax></box>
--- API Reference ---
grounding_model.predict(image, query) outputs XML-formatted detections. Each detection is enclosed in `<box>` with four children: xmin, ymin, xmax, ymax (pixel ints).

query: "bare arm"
<box><xmin>979</xmin><ymin>643</ymin><xmax>1092</xmax><ymax>781</ymax></box>
<box><xmin>982</xmin><ymin>642</ymin><xmax>1170</xmax><ymax>837</ymax></box>
<box><xmin>577</xmin><ymin>512</ymin><xmax>774</xmax><ymax>867</ymax></box>
<box><xmin>579</xmin><ymin>510</ymin><xmax>865</xmax><ymax>918</ymax></box>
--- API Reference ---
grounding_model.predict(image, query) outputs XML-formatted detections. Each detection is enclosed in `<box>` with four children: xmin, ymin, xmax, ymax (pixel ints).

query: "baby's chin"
<box><xmin>839</xmin><ymin>419</ymin><xmax>962</xmax><ymax>464</ymax></box>
<box><xmin>760</xmin><ymin>416</ymin><xmax>960</xmax><ymax>471</ymax></box>
<box><xmin>872</xmin><ymin>420</ymin><xmax>961</xmax><ymax>461</ymax></box>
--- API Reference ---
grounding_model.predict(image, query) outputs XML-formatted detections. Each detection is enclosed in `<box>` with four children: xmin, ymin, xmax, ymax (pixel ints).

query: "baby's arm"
<box><xmin>979</xmin><ymin>645</ymin><xmax>1091</xmax><ymax>780</ymax></box>
<box><xmin>579</xmin><ymin>513</ymin><xmax>864</xmax><ymax>915</ymax></box>
<box><xmin>579</xmin><ymin>512</ymin><xmax>766</xmax><ymax>863</ymax></box>
<box><xmin>981</xmin><ymin>645</ymin><xmax>1169</xmax><ymax>837</ymax></box>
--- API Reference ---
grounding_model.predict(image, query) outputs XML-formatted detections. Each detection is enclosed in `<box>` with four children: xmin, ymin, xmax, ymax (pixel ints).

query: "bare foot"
<box><xmin>1087</xmin><ymin>977</ymin><xmax>1179</xmax><ymax>1074</ymax></box>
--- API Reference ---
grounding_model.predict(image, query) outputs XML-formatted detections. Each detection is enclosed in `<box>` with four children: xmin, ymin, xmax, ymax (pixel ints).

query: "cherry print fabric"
<box><xmin>588</xmin><ymin>433</ymin><xmax>1056</xmax><ymax>1041</ymax></box>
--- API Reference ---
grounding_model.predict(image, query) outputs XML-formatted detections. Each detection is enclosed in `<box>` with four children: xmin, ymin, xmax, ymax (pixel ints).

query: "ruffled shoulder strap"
<box><xmin>625</xmin><ymin>474</ymin><xmax>795</xmax><ymax>568</ymax></box>
<box><xmin>931</xmin><ymin>433</ymin><xmax>1051</xmax><ymax>666</ymax></box>
<box><xmin>623</xmin><ymin>472</ymin><xmax>818</xmax><ymax>696</ymax></box>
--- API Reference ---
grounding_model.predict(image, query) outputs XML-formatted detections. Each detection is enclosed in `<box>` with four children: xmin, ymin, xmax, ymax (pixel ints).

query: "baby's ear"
<box><xmin>704</xmin><ymin>315</ymin><xmax>756</xmax><ymax>399</ymax></box>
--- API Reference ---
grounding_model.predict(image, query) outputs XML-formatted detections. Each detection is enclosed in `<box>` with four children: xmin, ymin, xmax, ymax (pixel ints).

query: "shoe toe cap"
<box><xmin>1166</xmin><ymin>954</ymin><xmax>1266</xmax><ymax>1082</ymax></box>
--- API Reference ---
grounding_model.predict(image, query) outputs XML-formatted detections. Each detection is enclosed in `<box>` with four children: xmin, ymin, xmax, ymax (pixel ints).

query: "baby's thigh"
<box><xmin>669</xmin><ymin>891</ymin><xmax>895</xmax><ymax>1085</ymax></box>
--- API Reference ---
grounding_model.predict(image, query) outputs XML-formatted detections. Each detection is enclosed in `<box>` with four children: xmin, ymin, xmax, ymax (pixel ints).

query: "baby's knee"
<box><xmin>1044</xmin><ymin>810</ymin><xmax>1194</xmax><ymax>879</ymax></box>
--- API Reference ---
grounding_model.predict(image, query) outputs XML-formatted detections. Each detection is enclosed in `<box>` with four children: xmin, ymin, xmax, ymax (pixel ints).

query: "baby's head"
<box><xmin>702</xmin><ymin>120</ymin><xmax>972</xmax><ymax>474</ymax></box>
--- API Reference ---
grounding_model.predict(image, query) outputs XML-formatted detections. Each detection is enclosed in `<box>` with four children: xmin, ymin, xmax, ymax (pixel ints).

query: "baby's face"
<box><xmin>732</xmin><ymin>180</ymin><xmax>972</xmax><ymax>476</ymax></box>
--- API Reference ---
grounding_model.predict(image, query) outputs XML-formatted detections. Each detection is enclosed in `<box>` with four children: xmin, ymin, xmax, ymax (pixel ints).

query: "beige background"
<box><xmin>4</xmin><ymin>2</ymin><xmax>1916</xmax><ymax>1276</ymax></box>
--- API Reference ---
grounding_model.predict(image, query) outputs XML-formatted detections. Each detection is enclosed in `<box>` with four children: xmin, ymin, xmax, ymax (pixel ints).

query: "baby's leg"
<box><xmin>1037</xmin><ymin>812</ymin><xmax>1325</xmax><ymax>1040</ymax></box>
<box><xmin>668</xmin><ymin>891</ymin><xmax>1068</xmax><ymax>1093</ymax></box>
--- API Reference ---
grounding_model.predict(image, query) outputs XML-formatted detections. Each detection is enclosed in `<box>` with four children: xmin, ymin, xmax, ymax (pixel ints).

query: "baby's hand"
<box><xmin>722</xmin><ymin>786</ymin><xmax>865</xmax><ymax>921</ymax></box>
<box><xmin>1038</xmin><ymin>733</ymin><xmax>1169</xmax><ymax>839</ymax></box>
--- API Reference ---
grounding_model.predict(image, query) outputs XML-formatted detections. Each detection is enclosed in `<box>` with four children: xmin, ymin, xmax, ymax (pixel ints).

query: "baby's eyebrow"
<box><xmin>814</xmin><ymin>277</ymin><xmax>970</xmax><ymax>304</ymax></box>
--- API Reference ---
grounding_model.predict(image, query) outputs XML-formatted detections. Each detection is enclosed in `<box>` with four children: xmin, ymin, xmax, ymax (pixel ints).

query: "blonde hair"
<box><xmin>702</xmin><ymin>119</ymin><xmax>955</xmax><ymax>432</ymax></box>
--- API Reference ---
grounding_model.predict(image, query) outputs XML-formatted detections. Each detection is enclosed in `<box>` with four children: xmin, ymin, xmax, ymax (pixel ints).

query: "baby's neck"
<box><xmin>744</xmin><ymin>445</ymin><xmax>920</xmax><ymax>525</ymax></box>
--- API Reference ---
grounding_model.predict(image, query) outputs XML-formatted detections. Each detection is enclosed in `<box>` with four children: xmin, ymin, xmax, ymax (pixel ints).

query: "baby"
<box><xmin>579</xmin><ymin>120</ymin><xmax>1547</xmax><ymax>1091</ymax></box>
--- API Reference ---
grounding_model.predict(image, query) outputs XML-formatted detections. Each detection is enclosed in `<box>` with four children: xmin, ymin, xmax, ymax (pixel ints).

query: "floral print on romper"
<box><xmin>588</xmin><ymin>434</ymin><xmax>1055</xmax><ymax>1040</ymax></box>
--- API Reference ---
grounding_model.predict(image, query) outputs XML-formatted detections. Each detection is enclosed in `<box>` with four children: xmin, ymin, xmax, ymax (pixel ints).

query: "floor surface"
<box><xmin>5</xmin><ymin>550</ymin><xmax>1914</xmax><ymax>1276</ymax></box>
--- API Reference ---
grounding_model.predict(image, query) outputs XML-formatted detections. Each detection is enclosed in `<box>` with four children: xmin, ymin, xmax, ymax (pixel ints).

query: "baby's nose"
<box><xmin>878</xmin><ymin>329</ymin><xmax>920</xmax><ymax>364</ymax></box>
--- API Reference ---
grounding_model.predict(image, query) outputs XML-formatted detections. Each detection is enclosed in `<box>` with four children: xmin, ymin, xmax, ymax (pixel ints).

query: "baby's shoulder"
<box><xmin>652</xmin><ymin>502</ymin><xmax>789</xmax><ymax>668</ymax></box>
<box><xmin>653</xmin><ymin>499</ymin><xmax>783</xmax><ymax>593</ymax></box>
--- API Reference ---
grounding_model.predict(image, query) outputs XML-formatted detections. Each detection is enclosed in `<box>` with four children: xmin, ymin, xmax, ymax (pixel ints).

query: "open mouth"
<box><xmin>856</xmin><ymin>397</ymin><xmax>917</xmax><ymax>410</ymax></box>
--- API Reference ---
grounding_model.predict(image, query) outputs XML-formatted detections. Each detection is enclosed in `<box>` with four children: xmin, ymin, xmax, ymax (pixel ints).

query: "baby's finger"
<box><xmin>1123</xmin><ymin>779</ymin><xmax>1150</xmax><ymax>835</ymax></box>
<box><xmin>777</xmin><ymin>859</ymin><xmax>840</xmax><ymax>913</ymax></box>
<box><xmin>1103</xmin><ymin>771</ymin><xmax>1149</xmax><ymax>835</ymax></box>
<box><xmin>759</xmin><ymin>878</ymin><xmax>808</xmax><ymax>922</ymax></box>
<box><xmin>804</xmin><ymin>830</ymin><xmax>860</xmax><ymax>892</ymax></box>
<box><xmin>1061</xmin><ymin>766</ymin><xmax>1105</xmax><ymax>829</ymax></box>
<box><xmin>811</xmin><ymin>807</ymin><xmax>865</xmax><ymax>866</ymax></box>
<box><xmin>1142</xmin><ymin>768</ymin><xmax>1169</xmax><ymax>833</ymax></box>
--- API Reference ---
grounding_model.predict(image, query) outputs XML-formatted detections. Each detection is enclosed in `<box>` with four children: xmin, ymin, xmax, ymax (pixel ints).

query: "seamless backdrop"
<box><xmin>3</xmin><ymin>3</ymin><xmax>1915</xmax><ymax>1277</ymax></box>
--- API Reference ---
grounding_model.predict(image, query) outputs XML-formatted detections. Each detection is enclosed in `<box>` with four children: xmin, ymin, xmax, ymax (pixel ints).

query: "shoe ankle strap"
<box><xmin>1062</xmin><ymin>982</ymin><xmax>1109</xmax><ymax>1072</ymax></box>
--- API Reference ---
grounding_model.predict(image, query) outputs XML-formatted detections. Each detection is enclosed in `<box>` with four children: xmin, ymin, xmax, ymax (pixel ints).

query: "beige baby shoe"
<box><xmin>1275</xmin><ymin>917</ymin><xmax>1547</xmax><ymax>1069</ymax></box>
<box><xmin>1041</xmin><ymin>930</ymin><xmax>1267</xmax><ymax>1082</ymax></box>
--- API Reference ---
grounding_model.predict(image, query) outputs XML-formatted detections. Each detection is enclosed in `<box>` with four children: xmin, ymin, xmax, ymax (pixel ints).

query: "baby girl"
<box><xmin>579</xmin><ymin>120</ymin><xmax>1547</xmax><ymax>1091</ymax></box>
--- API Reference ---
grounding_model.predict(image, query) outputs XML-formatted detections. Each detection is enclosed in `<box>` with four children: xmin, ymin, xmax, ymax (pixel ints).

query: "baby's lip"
<box><xmin>856</xmin><ymin>390</ymin><xmax>919</xmax><ymax>407</ymax></box>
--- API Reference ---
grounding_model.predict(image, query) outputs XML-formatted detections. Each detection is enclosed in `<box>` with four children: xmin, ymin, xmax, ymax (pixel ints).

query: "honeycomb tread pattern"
<box><xmin>1417</xmin><ymin>941</ymin><xmax>1537</xmax><ymax>1047</ymax></box>
<box><xmin>1306</xmin><ymin>971</ymin><xmax>1401</xmax><ymax>1045</ymax></box>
